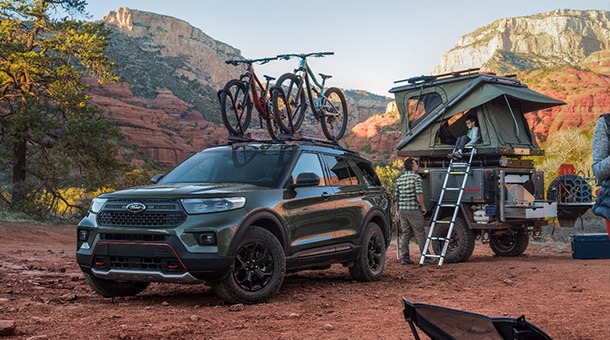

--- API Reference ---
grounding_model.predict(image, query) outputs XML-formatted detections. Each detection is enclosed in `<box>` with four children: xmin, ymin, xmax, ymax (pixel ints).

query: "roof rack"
<box><xmin>226</xmin><ymin>133</ymin><xmax>345</xmax><ymax>150</ymax></box>
<box><xmin>393</xmin><ymin>68</ymin><xmax>482</xmax><ymax>85</ymax></box>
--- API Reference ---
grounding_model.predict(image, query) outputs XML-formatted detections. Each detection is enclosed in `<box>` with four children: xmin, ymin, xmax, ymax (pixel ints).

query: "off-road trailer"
<box><xmin>390</xmin><ymin>69</ymin><xmax>567</xmax><ymax>261</ymax></box>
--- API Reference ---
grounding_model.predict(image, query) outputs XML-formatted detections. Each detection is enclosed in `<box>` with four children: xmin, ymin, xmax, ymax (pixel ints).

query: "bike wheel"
<box><xmin>271</xmin><ymin>73</ymin><xmax>306</xmax><ymax>133</ymax></box>
<box><xmin>264</xmin><ymin>114</ymin><xmax>281</xmax><ymax>140</ymax></box>
<box><xmin>219</xmin><ymin>79</ymin><xmax>252</xmax><ymax>135</ymax></box>
<box><xmin>320</xmin><ymin>87</ymin><xmax>348</xmax><ymax>141</ymax></box>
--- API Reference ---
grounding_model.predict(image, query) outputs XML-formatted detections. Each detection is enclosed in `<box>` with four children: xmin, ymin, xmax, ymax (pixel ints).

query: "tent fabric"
<box><xmin>444</xmin><ymin>83</ymin><xmax>565</xmax><ymax>118</ymax></box>
<box><xmin>393</xmin><ymin>75</ymin><xmax>565</xmax><ymax>154</ymax></box>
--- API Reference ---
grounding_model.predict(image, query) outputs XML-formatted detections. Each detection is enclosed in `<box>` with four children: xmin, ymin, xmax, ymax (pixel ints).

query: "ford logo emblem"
<box><xmin>126</xmin><ymin>202</ymin><xmax>147</xmax><ymax>213</ymax></box>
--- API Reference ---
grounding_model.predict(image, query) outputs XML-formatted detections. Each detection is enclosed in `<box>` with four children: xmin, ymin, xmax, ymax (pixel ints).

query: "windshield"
<box><xmin>158</xmin><ymin>145</ymin><xmax>296</xmax><ymax>187</ymax></box>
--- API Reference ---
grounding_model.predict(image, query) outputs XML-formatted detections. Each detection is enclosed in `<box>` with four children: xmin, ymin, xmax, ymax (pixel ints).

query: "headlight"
<box><xmin>90</xmin><ymin>198</ymin><xmax>107</xmax><ymax>213</ymax></box>
<box><xmin>181</xmin><ymin>197</ymin><xmax>246</xmax><ymax>214</ymax></box>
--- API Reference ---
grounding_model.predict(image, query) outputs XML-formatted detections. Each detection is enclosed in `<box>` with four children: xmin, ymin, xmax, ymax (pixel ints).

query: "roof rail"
<box><xmin>226</xmin><ymin>133</ymin><xmax>344</xmax><ymax>150</ymax></box>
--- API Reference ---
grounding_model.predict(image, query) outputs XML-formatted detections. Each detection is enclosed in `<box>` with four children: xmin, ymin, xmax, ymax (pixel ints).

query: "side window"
<box><xmin>290</xmin><ymin>152</ymin><xmax>325</xmax><ymax>186</ymax></box>
<box><xmin>407</xmin><ymin>92</ymin><xmax>442</xmax><ymax>128</ymax></box>
<box><xmin>354</xmin><ymin>160</ymin><xmax>381</xmax><ymax>186</ymax></box>
<box><xmin>323</xmin><ymin>155</ymin><xmax>359</xmax><ymax>186</ymax></box>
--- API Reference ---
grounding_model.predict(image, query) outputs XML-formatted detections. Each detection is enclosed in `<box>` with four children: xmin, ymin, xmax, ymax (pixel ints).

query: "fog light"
<box><xmin>78</xmin><ymin>229</ymin><xmax>89</xmax><ymax>241</ymax></box>
<box><xmin>197</xmin><ymin>232</ymin><xmax>217</xmax><ymax>246</ymax></box>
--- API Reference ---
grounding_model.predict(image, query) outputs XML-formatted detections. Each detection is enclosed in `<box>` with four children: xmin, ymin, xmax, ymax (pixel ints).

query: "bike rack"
<box><xmin>226</xmin><ymin>132</ymin><xmax>344</xmax><ymax>150</ymax></box>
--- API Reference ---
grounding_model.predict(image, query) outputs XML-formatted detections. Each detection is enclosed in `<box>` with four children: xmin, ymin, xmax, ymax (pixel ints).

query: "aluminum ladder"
<box><xmin>419</xmin><ymin>148</ymin><xmax>476</xmax><ymax>268</ymax></box>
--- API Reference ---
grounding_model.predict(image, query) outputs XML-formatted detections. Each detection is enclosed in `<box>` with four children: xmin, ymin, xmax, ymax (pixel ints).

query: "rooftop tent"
<box><xmin>389</xmin><ymin>72</ymin><xmax>565</xmax><ymax>157</ymax></box>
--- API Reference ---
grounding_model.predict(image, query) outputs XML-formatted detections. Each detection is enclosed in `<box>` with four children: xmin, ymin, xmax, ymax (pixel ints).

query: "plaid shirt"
<box><xmin>394</xmin><ymin>171</ymin><xmax>423</xmax><ymax>211</ymax></box>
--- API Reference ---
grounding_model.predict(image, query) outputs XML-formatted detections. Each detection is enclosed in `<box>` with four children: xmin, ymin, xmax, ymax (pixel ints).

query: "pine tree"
<box><xmin>0</xmin><ymin>0</ymin><xmax>125</xmax><ymax>217</ymax></box>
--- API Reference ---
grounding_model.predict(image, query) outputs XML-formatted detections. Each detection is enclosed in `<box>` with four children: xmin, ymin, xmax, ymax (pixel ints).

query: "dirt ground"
<box><xmin>0</xmin><ymin>220</ymin><xmax>609</xmax><ymax>340</ymax></box>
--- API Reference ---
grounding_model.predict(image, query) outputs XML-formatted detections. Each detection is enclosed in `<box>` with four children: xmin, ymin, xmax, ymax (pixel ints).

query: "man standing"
<box><xmin>394</xmin><ymin>158</ymin><xmax>431</xmax><ymax>264</ymax></box>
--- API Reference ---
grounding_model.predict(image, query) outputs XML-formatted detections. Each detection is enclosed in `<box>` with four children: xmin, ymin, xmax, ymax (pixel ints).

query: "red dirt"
<box><xmin>0</xmin><ymin>221</ymin><xmax>609</xmax><ymax>339</ymax></box>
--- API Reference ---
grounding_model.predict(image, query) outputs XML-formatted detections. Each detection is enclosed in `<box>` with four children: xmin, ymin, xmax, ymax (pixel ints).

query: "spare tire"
<box><xmin>547</xmin><ymin>174</ymin><xmax>591</xmax><ymax>220</ymax></box>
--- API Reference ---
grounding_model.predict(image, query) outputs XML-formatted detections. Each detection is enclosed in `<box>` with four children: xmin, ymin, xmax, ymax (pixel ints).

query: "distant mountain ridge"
<box><xmin>94</xmin><ymin>8</ymin><xmax>390</xmax><ymax>167</ymax></box>
<box><xmin>433</xmin><ymin>9</ymin><xmax>610</xmax><ymax>74</ymax></box>
<box><xmin>345</xmin><ymin>9</ymin><xmax>610</xmax><ymax>164</ymax></box>
<box><xmin>90</xmin><ymin>8</ymin><xmax>610</xmax><ymax>169</ymax></box>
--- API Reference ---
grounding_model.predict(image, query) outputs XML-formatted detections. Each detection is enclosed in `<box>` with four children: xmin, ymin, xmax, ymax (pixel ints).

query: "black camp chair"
<box><xmin>403</xmin><ymin>298</ymin><xmax>552</xmax><ymax>340</ymax></box>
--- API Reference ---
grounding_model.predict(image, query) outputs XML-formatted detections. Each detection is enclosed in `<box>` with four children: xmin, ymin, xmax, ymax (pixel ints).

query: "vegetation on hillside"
<box><xmin>103</xmin><ymin>27</ymin><xmax>221</xmax><ymax>124</ymax></box>
<box><xmin>0</xmin><ymin>0</ymin><xmax>134</xmax><ymax>220</ymax></box>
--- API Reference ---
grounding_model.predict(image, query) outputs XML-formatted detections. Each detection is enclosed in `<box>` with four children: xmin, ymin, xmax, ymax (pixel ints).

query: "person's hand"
<box><xmin>420</xmin><ymin>208</ymin><xmax>427</xmax><ymax>214</ymax></box>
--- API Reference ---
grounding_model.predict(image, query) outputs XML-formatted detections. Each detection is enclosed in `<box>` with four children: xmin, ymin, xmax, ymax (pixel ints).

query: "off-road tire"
<box><xmin>83</xmin><ymin>272</ymin><xmax>149</xmax><ymax>297</ymax></box>
<box><xmin>349</xmin><ymin>222</ymin><xmax>386</xmax><ymax>281</ymax></box>
<box><xmin>431</xmin><ymin>217</ymin><xmax>475</xmax><ymax>263</ymax></box>
<box><xmin>213</xmin><ymin>226</ymin><xmax>286</xmax><ymax>305</ymax></box>
<box><xmin>490</xmin><ymin>231</ymin><xmax>529</xmax><ymax>257</ymax></box>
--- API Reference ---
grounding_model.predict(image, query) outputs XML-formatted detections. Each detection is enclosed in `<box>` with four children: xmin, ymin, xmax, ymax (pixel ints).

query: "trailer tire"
<box><xmin>431</xmin><ymin>217</ymin><xmax>475</xmax><ymax>263</ymax></box>
<box><xmin>490</xmin><ymin>231</ymin><xmax>529</xmax><ymax>257</ymax></box>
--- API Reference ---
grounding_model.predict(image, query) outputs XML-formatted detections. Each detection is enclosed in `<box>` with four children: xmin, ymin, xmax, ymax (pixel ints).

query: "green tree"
<box><xmin>536</xmin><ymin>128</ymin><xmax>592</xmax><ymax>192</ymax></box>
<box><xmin>376</xmin><ymin>159</ymin><xmax>403</xmax><ymax>201</ymax></box>
<box><xmin>0</xmin><ymin>0</ymin><xmax>125</xmax><ymax>217</ymax></box>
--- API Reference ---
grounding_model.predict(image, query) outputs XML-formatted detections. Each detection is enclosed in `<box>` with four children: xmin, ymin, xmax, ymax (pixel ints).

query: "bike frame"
<box><xmin>294</xmin><ymin>56</ymin><xmax>329</xmax><ymax>117</ymax></box>
<box><xmin>239</xmin><ymin>62</ymin><xmax>273</xmax><ymax>117</ymax></box>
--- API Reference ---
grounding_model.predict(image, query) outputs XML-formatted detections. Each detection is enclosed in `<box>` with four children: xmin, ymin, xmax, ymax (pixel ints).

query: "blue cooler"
<box><xmin>571</xmin><ymin>233</ymin><xmax>610</xmax><ymax>259</ymax></box>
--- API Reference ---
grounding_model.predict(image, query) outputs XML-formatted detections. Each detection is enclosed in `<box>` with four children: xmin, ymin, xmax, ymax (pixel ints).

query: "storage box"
<box><xmin>571</xmin><ymin>233</ymin><xmax>610</xmax><ymax>259</ymax></box>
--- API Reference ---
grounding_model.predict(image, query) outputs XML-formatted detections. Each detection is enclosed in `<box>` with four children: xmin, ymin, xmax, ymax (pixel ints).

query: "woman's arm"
<box><xmin>592</xmin><ymin>117</ymin><xmax>610</xmax><ymax>181</ymax></box>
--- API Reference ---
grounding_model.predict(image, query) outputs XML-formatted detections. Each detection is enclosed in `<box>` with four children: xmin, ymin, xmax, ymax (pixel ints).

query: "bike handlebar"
<box><xmin>276</xmin><ymin>52</ymin><xmax>334</xmax><ymax>60</ymax></box>
<box><xmin>225</xmin><ymin>56</ymin><xmax>279</xmax><ymax>66</ymax></box>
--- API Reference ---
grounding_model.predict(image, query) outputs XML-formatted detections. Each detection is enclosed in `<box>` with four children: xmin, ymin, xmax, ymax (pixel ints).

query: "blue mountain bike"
<box><xmin>270</xmin><ymin>52</ymin><xmax>348</xmax><ymax>141</ymax></box>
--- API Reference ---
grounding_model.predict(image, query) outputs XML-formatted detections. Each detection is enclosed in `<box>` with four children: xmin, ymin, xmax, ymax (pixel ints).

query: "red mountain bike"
<box><xmin>218</xmin><ymin>57</ymin><xmax>281</xmax><ymax>139</ymax></box>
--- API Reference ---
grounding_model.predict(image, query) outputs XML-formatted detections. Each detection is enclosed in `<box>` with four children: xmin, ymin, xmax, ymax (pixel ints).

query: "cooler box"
<box><xmin>571</xmin><ymin>233</ymin><xmax>610</xmax><ymax>259</ymax></box>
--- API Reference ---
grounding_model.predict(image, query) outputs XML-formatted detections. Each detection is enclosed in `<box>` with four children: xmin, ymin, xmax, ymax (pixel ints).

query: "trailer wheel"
<box><xmin>490</xmin><ymin>231</ymin><xmax>529</xmax><ymax>257</ymax></box>
<box><xmin>431</xmin><ymin>217</ymin><xmax>475</xmax><ymax>263</ymax></box>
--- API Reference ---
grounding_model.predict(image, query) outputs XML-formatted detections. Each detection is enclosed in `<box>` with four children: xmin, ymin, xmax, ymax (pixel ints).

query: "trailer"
<box><xmin>390</xmin><ymin>69</ymin><xmax>567</xmax><ymax>262</ymax></box>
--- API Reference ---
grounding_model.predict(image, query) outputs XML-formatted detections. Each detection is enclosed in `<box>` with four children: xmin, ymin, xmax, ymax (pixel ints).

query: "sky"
<box><xmin>85</xmin><ymin>1</ymin><xmax>610</xmax><ymax>96</ymax></box>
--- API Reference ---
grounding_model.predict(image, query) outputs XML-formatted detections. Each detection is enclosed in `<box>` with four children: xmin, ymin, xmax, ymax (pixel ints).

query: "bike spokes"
<box><xmin>271</xmin><ymin>73</ymin><xmax>306</xmax><ymax>135</ymax></box>
<box><xmin>220</xmin><ymin>79</ymin><xmax>252</xmax><ymax>136</ymax></box>
<box><xmin>320</xmin><ymin>87</ymin><xmax>348</xmax><ymax>141</ymax></box>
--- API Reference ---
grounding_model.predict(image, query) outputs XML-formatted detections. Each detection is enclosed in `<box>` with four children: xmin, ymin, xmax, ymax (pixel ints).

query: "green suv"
<box><xmin>76</xmin><ymin>141</ymin><xmax>392</xmax><ymax>304</ymax></box>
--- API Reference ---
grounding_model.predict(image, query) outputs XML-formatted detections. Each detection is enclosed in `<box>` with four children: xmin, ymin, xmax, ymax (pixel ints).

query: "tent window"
<box><xmin>407</xmin><ymin>93</ymin><xmax>442</xmax><ymax>128</ymax></box>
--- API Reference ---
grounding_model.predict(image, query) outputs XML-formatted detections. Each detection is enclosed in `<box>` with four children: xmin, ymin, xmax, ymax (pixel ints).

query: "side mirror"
<box><xmin>150</xmin><ymin>173</ymin><xmax>165</xmax><ymax>184</ymax></box>
<box><xmin>289</xmin><ymin>172</ymin><xmax>320</xmax><ymax>188</ymax></box>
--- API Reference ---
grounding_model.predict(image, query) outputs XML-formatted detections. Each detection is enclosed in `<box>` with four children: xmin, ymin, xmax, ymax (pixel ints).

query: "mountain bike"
<box><xmin>218</xmin><ymin>57</ymin><xmax>281</xmax><ymax>139</ymax></box>
<box><xmin>270</xmin><ymin>52</ymin><xmax>348</xmax><ymax>141</ymax></box>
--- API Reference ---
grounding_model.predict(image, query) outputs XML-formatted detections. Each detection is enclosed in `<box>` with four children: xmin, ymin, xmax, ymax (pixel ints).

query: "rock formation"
<box><xmin>89</xmin><ymin>8</ymin><xmax>610</xmax><ymax>169</ymax></box>
<box><xmin>433</xmin><ymin>9</ymin><xmax>610</xmax><ymax>74</ymax></box>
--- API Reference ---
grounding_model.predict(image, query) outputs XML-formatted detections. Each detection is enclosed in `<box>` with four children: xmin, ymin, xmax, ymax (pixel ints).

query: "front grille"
<box><xmin>97</xmin><ymin>199</ymin><xmax>187</xmax><ymax>227</ymax></box>
<box><xmin>92</xmin><ymin>243</ymin><xmax>185</xmax><ymax>273</ymax></box>
<box><xmin>100</xmin><ymin>233</ymin><xmax>169</xmax><ymax>242</ymax></box>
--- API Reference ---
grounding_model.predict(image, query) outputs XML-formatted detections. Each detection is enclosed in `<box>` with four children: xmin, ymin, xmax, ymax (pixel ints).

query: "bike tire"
<box><xmin>320</xmin><ymin>87</ymin><xmax>348</xmax><ymax>141</ymax></box>
<box><xmin>264</xmin><ymin>114</ymin><xmax>280</xmax><ymax>140</ymax></box>
<box><xmin>219</xmin><ymin>79</ymin><xmax>252</xmax><ymax>135</ymax></box>
<box><xmin>271</xmin><ymin>73</ymin><xmax>306</xmax><ymax>133</ymax></box>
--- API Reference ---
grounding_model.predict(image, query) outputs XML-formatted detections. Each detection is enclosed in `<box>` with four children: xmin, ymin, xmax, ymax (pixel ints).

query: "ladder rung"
<box><xmin>443</xmin><ymin>187</ymin><xmax>461</xmax><ymax>191</ymax></box>
<box><xmin>433</xmin><ymin>220</ymin><xmax>451</xmax><ymax>224</ymax></box>
<box><xmin>449</xmin><ymin>171</ymin><xmax>467</xmax><ymax>175</ymax></box>
<box><xmin>439</xmin><ymin>203</ymin><xmax>458</xmax><ymax>207</ymax></box>
<box><xmin>429</xmin><ymin>237</ymin><xmax>450</xmax><ymax>241</ymax></box>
